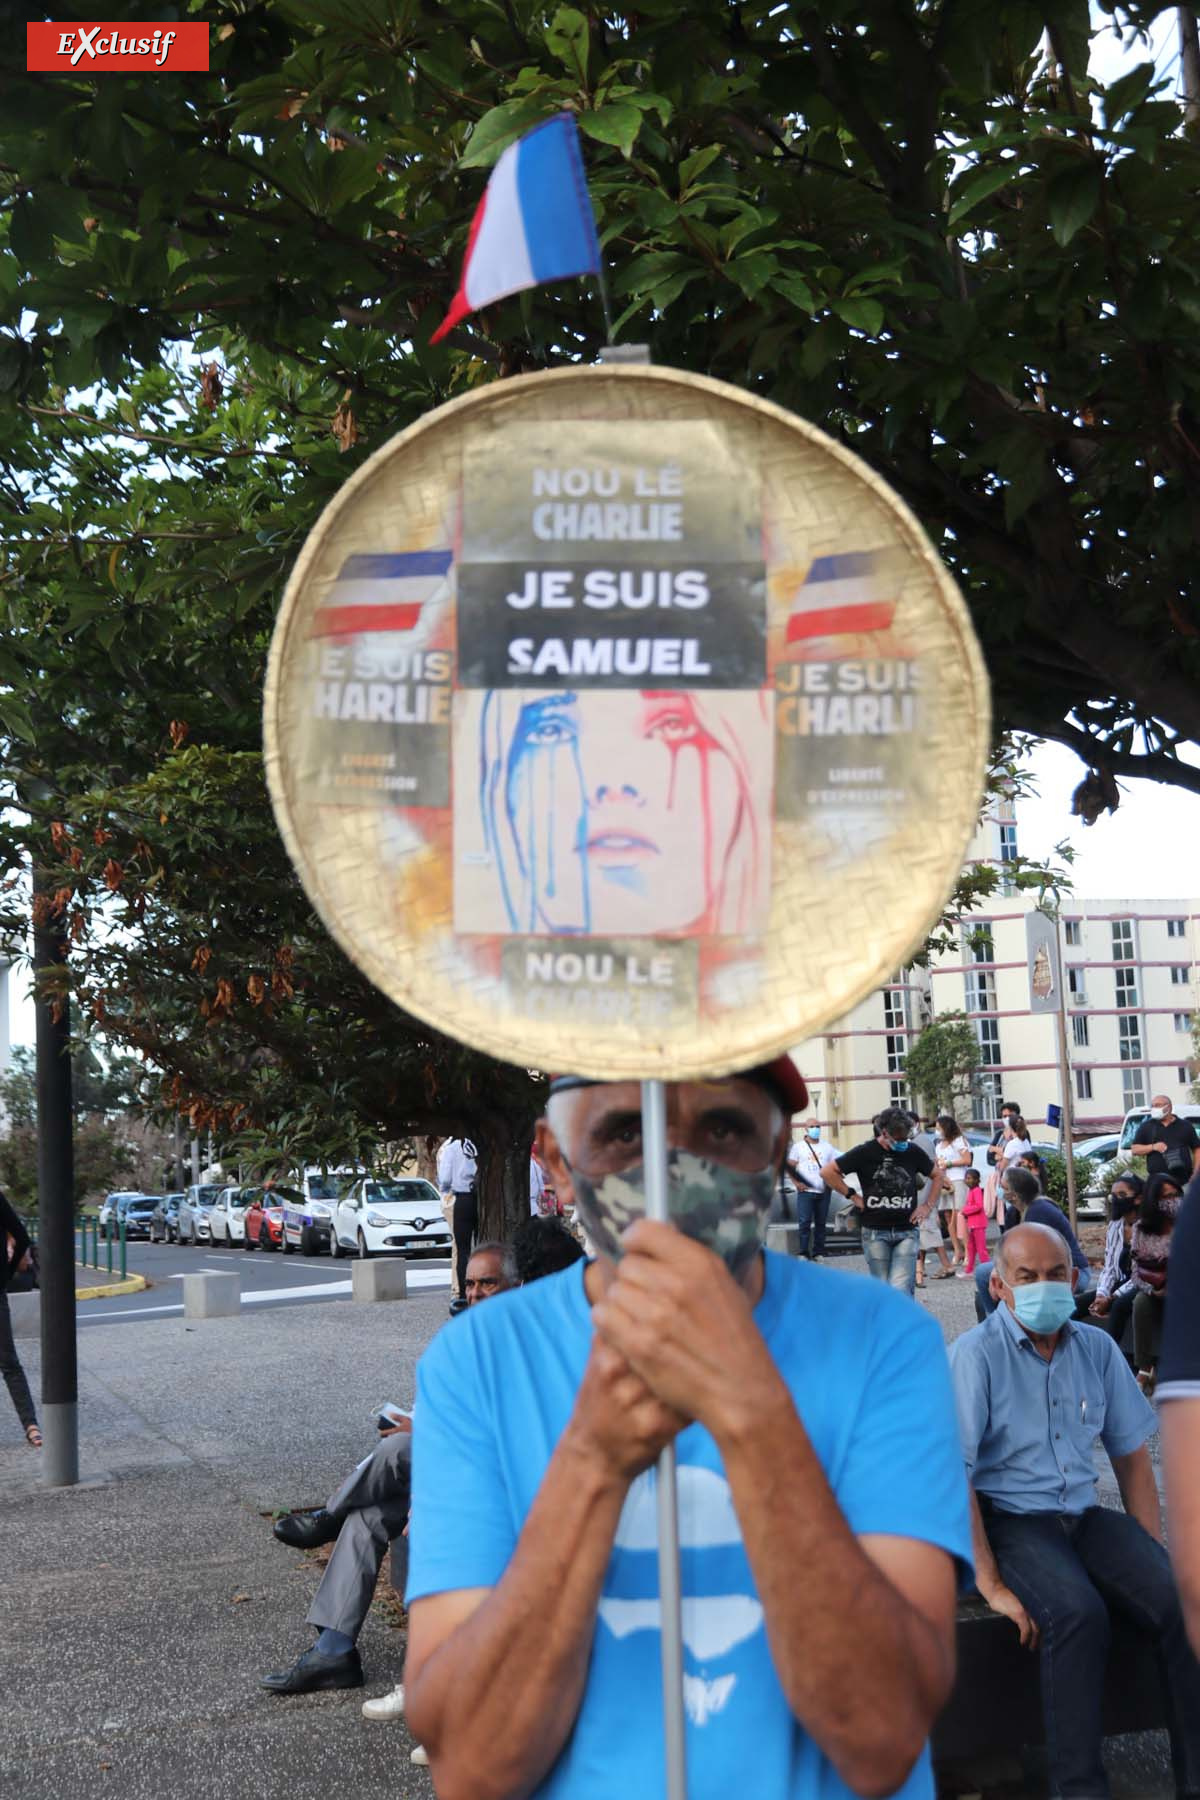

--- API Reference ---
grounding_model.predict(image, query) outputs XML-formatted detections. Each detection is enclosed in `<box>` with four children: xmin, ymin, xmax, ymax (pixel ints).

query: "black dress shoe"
<box><xmin>273</xmin><ymin>1508</ymin><xmax>340</xmax><ymax>1550</ymax></box>
<box><xmin>260</xmin><ymin>1645</ymin><xmax>364</xmax><ymax>1694</ymax></box>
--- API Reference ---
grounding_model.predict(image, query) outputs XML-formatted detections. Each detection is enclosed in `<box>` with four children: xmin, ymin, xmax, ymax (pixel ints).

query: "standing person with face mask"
<box><xmin>822</xmin><ymin>1108</ymin><xmax>946</xmax><ymax>1297</ymax></box>
<box><xmin>950</xmin><ymin>1220</ymin><xmax>1200</xmax><ymax>1800</ymax></box>
<box><xmin>1130</xmin><ymin>1173</ymin><xmax>1186</xmax><ymax>1395</ymax></box>
<box><xmin>788</xmin><ymin>1117</ymin><xmax>837</xmax><ymax>1262</ymax></box>
<box><xmin>402</xmin><ymin>1060</ymin><xmax>972</xmax><ymax>1800</ymax></box>
<box><xmin>437</xmin><ymin>1136</ymin><xmax>479</xmax><ymax>1318</ymax></box>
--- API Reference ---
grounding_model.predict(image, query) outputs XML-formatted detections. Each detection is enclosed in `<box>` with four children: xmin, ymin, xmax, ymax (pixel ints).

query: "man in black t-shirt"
<box><xmin>821</xmin><ymin>1108</ymin><xmax>946</xmax><ymax>1297</ymax></box>
<box><xmin>1132</xmin><ymin>1097</ymin><xmax>1200</xmax><ymax>1185</ymax></box>
<box><xmin>1159</xmin><ymin>1176</ymin><xmax>1200</xmax><ymax>1655</ymax></box>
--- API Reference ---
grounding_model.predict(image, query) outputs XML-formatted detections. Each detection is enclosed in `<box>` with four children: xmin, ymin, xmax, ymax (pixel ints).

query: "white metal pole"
<box><xmin>640</xmin><ymin>1077</ymin><xmax>688</xmax><ymax>1800</ymax></box>
<box><xmin>1054</xmin><ymin>912</ymin><xmax>1079</xmax><ymax>1233</ymax></box>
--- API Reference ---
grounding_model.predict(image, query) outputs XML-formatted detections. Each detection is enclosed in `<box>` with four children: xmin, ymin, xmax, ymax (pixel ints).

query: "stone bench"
<box><xmin>932</xmin><ymin>1591</ymin><xmax>1167</xmax><ymax>1793</ymax></box>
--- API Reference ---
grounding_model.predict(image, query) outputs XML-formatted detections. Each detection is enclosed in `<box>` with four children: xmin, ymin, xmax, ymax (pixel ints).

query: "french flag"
<box><xmin>431</xmin><ymin>114</ymin><xmax>601</xmax><ymax>344</ymax></box>
<box><xmin>309</xmin><ymin>550</ymin><xmax>453</xmax><ymax>639</ymax></box>
<box><xmin>785</xmin><ymin>552</ymin><xmax>895</xmax><ymax>645</ymax></box>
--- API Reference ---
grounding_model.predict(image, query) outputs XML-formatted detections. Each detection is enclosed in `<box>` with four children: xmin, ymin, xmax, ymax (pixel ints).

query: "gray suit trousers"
<box><xmin>306</xmin><ymin>1432</ymin><xmax>411</xmax><ymax>1639</ymax></box>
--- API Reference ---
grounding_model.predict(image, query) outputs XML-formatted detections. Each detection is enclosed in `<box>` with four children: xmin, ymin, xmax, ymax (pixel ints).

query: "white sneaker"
<box><xmin>410</xmin><ymin>1746</ymin><xmax>429</xmax><ymax>1766</ymax></box>
<box><xmin>362</xmin><ymin>1682</ymin><xmax>406</xmax><ymax>1721</ymax></box>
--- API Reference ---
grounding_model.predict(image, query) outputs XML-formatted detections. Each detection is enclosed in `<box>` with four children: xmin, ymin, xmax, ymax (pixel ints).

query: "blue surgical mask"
<box><xmin>1011</xmin><ymin>1281</ymin><xmax>1076</xmax><ymax>1334</ymax></box>
<box><xmin>889</xmin><ymin>1139</ymin><xmax>910</xmax><ymax>1154</ymax></box>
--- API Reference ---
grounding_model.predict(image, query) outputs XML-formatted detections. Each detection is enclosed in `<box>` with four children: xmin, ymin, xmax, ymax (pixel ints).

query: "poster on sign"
<box><xmin>264</xmin><ymin>365</ymin><xmax>989</xmax><ymax>1081</ymax></box>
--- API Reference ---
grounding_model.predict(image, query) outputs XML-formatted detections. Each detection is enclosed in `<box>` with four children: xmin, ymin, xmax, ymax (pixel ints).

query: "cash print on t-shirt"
<box><xmin>835</xmin><ymin>1138</ymin><xmax>932</xmax><ymax>1231</ymax></box>
<box><xmin>862</xmin><ymin>1153</ymin><xmax>920</xmax><ymax>1225</ymax></box>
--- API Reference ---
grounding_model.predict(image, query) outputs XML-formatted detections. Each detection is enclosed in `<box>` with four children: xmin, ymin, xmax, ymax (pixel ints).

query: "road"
<box><xmin>78</xmin><ymin>1236</ymin><xmax>451</xmax><ymax>1328</ymax></box>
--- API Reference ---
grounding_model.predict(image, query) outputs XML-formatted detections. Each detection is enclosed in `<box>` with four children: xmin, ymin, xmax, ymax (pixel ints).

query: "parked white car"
<box><xmin>330</xmin><ymin>1177</ymin><xmax>452</xmax><ymax>1260</ymax></box>
<box><xmin>209</xmin><ymin>1185</ymin><xmax>255</xmax><ymax>1245</ymax></box>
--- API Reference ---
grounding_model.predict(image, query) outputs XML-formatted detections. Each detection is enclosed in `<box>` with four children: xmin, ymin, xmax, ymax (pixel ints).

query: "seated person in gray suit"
<box><xmin>261</xmin><ymin>1242</ymin><xmax>518</xmax><ymax>1696</ymax></box>
<box><xmin>262</xmin><ymin>1221</ymin><xmax>585</xmax><ymax>1698</ymax></box>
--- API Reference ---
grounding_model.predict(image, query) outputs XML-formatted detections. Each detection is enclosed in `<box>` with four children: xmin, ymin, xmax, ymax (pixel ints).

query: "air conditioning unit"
<box><xmin>1071</xmin><ymin>988</ymin><xmax>1087</xmax><ymax>1008</ymax></box>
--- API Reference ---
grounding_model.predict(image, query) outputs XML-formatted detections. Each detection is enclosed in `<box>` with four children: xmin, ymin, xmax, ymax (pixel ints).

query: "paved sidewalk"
<box><xmin>1</xmin><ymin>1292</ymin><xmax>447</xmax><ymax>1800</ymax></box>
<box><xmin>0</xmin><ymin>1254</ymin><xmax>1175</xmax><ymax>1798</ymax></box>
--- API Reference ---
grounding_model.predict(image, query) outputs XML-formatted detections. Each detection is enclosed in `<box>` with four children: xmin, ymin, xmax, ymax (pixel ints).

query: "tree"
<box><xmin>3</xmin><ymin>1</ymin><xmax>1199</xmax><ymax>793</ymax></box>
<box><xmin>0</xmin><ymin>1048</ymin><xmax>145</xmax><ymax>1210</ymax></box>
<box><xmin>6</xmin><ymin>1</ymin><xmax>1198</xmax><ymax>1235</ymax></box>
<box><xmin>903</xmin><ymin>1012</ymin><xmax>981</xmax><ymax>1119</ymax></box>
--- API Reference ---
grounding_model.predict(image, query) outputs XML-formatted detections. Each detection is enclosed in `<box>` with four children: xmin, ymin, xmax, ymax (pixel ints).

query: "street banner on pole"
<box><xmin>1026</xmin><ymin>907</ymin><xmax>1062</xmax><ymax>1015</ymax></box>
<box><xmin>265</xmin><ymin>365</ymin><xmax>990</xmax><ymax>1079</ymax></box>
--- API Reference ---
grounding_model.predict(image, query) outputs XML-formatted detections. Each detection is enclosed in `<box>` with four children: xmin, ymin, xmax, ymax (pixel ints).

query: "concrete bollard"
<box><xmin>182</xmin><ymin>1272</ymin><xmax>240</xmax><ymax>1319</ymax></box>
<box><xmin>8</xmin><ymin>1291</ymin><xmax>40</xmax><ymax>1339</ymax></box>
<box><xmin>766</xmin><ymin>1223</ymin><xmax>801</xmax><ymax>1258</ymax></box>
<box><xmin>352</xmin><ymin>1258</ymin><xmax>408</xmax><ymax>1303</ymax></box>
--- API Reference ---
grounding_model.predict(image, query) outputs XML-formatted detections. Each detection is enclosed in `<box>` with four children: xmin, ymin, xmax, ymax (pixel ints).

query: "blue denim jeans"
<box><xmin>981</xmin><ymin>1500</ymin><xmax>1200</xmax><ymax>1797</ymax></box>
<box><xmin>794</xmin><ymin>1186</ymin><xmax>831</xmax><ymax>1258</ymax></box>
<box><xmin>860</xmin><ymin>1226</ymin><xmax>918</xmax><ymax>1295</ymax></box>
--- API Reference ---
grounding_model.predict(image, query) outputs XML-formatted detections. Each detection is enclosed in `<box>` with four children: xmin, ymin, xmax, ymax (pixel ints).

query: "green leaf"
<box><xmin>545</xmin><ymin>7</ymin><xmax>589</xmax><ymax>81</ymax></box>
<box><xmin>0</xmin><ymin>694</ymin><xmax>35</xmax><ymax>743</ymax></box>
<box><xmin>948</xmin><ymin>162</ymin><xmax>1024</xmax><ymax>228</ymax></box>
<box><xmin>772</xmin><ymin>272</ymin><xmax>816</xmax><ymax>313</ymax></box>
<box><xmin>458</xmin><ymin>100</ymin><xmax>556</xmax><ymax>170</ymax></box>
<box><xmin>832</xmin><ymin>296</ymin><xmax>884</xmax><ymax>335</ymax></box>
<box><xmin>1047</xmin><ymin>160</ymin><xmax>1101</xmax><ymax>248</ymax></box>
<box><xmin>678</xmin><ymin>144</ymin><xmax>723</xmax><ymax>191</ymax></box>
<box><xmin>578</xmin><ymin>104</ymin><xmax>643</xmax><ymax>158</ymax></box>
<box><xmin>1103</xmin><ymin>60</ymin><xmax>1158</xmax><ymax>128</ymax></box>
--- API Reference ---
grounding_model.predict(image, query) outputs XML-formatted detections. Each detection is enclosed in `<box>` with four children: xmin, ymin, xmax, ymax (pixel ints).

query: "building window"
<box><xmin>1175</xmin><ymin>1013</ymin><xmax>1192</xmax><ymax>1033</ymax></box>
<box><xmin>1171</xmin><ymin>966</ymin><xmax>1191</xmax><ymax>986</ymax></box>
<box><xmin>1075</xmin><ymin>1068</ymin><xmax>1093</xmax><ymax>1101</ymax></box>
<box><xmin>1064</xmin><ymin>919</ymin><xmax>1082</xmax><ymax>946</ymax></box>
<box><xmin>1179</xmin><ymin>1066</ymin><xmax>1190</xmax><ymax>1085</ymax></box>
<box><xmin>1118</xmin><ymin>1015</ymin><xmax>1142</xmax><ymax>1061</ymax></box>
<box><xmin>1068</xmin><ymin>966</ymin><xmax>1087</xmax><ymax>1004</ymax></box>
<box><xmin>1115</xmin><ymin>966</ymin><xmax>1139</xmax><ymax>1008</ymax></box>
<box><xmin>883</xmin><ymin>987</ymin><xmax>911</xmax><ymax>1032</ymax></box>
<box><xmin>964</xmin><ymin>923</ymin><xmax>994</xmax><ymax>965</ymax></box>
<box><xmin>1122</xmin><ymin>1067</ymin><xmax>1147</xmax><ymax>1110</ymax></box>
<box><xmin>976</xmin><ymin>1017</ymin><xmax>1001</xmax><ymax>1067</ymax></box>
<box><xmin>966</xmin><ymin>967</ymin><xmax>997</xmax><ymax>1013</ymax></box>
<box><xmin>1168</xmin><ymin>918</ymin><xmax>1187</xmax><ymax>938</ymax></box>
<box><xmin>1112</xmin><ymin>918</ymin><xmax>1135</xmax><ymax>960</ymax></box>
<box><xmin>972</xmin><ymin>1070</ymin><xmax>1003</xmax><ymax>1123</ymax></box>
<box><xmin>1072</xmin><ymin>1014</ymin><xmax>1089</xmax><ymax>1048</ymax></box>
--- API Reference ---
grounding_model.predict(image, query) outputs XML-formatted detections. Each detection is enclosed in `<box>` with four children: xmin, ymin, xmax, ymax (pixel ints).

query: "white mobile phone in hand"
<box><xmin>374</xmin><ymin>1403</ymin><xmax>412</xmax><ymax>1431</ymax></box>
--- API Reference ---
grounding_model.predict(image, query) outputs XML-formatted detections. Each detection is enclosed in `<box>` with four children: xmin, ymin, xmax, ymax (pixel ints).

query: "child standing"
<box><xmin>958</xmin><ymin>1169</ymin><xmax>988</xmax><ymax>1278</ymax></box>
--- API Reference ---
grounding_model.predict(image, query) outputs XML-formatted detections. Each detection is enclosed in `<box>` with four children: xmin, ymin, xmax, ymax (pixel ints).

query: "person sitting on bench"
<box><xmin>950</xmin><ymin>1220</ymin><xmax>1200</xmax><ymax>1800</ymax></box>
<box><xmin>261</xmin><ymin>1243</ymin><xmax>518</xmax><ymax>1697</ymax></box>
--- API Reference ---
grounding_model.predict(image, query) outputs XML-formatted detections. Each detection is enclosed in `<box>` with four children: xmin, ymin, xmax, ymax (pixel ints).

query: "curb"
<box><xmin>75</xmin><ymin>1272</ymin><xmax>149</xmax><ymax>1301</ymax></box>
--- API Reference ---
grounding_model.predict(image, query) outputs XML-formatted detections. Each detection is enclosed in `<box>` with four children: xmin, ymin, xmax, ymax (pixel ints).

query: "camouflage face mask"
<box><xmin>566</xmin><ymin>1149</ymin><xmax>776</xmax><ymax>1275</ymax></box>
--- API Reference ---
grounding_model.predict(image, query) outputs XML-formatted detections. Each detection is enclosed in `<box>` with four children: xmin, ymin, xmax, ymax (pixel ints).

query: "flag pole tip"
<box><xmin>596</xmin><ymin>343</ymin><xmax>652</xmax><ymax>365</ymax></box>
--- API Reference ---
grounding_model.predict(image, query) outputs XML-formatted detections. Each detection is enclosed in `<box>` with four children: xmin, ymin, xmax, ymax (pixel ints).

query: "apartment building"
<box><xmin>791</xmin><ymin>798</ymin><xmax>1199</xmax><ymax>1142</ymax></box>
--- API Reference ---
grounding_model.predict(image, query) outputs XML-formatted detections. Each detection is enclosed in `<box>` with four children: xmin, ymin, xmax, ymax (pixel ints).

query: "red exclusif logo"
<box><xmin>27</xmin><ymin>22</ymin><xmax>209</xmax><ymax>71</ymax></box>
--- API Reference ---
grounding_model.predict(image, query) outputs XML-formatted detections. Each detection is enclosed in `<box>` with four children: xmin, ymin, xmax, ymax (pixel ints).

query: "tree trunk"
<box><xmin>474</xmin><ymin>1109</ymin><xmax>539</xmax><ymax>1242</ymax></box>
<box><xmin>1182</xmin><ymin>8</ymin><xmax>1200</xmax><ymax>131</ymax></box>
<box><xmin>415</xmin><ymin>1135</ymin><xmax>439</xmax><ymax>1184</ymax></box>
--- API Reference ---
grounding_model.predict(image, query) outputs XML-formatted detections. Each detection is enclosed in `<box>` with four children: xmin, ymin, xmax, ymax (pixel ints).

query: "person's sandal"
<box><xmin>25</xmin><ymin>1424</ymin><xmax>42</xmax><ymax>1448</ymax></box>
<box><xmin>1137</xmin><ymin>1369</ymin><xmax>1156</xmax><ymax>1397</ymax></box>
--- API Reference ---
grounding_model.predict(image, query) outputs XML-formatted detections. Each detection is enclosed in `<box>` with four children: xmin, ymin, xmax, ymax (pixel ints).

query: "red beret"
<box><xmin>547</xmin><ymin>1055</ymin><xmax>808</xmax><ymax>1116</ymax></box>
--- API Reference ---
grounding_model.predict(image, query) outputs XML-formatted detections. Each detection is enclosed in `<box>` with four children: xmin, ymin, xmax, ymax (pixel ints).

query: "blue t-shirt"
<box><xmin>407</xmin><ymin>1252</ymin><xmax>972</xmax><ymax>1799</ymax></box>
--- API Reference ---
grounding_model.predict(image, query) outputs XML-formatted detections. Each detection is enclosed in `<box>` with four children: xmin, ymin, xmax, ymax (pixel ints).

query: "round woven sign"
<box><xmin>264</xmin><ymin>364</ymin><xmax>989</xmax><ymax>1080</ymax></box>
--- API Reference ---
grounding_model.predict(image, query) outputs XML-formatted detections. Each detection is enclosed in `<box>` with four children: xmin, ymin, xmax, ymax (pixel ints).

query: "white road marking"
<box><xmin>82</xmin><ymin>1264</ymin><xmax>449</xmax><ymax>1322</ymax></box>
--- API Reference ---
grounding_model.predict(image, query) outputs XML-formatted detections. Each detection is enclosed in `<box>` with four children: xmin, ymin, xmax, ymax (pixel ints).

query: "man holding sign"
<box><xmin>403</xmin><ymin>1058</ymin><xmax>970</xmax><ymax>1799</ymax></box>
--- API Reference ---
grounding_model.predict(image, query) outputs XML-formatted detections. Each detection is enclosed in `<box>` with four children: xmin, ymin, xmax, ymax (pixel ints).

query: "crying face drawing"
<box><xmin>477</xmin><ymin>688</ymin><xmax>772</xmax><ymax>938</ymax></box>
<box><xmin>596</xmin><ymin>1463</ymin><xmax>764</xmax><ymax>1728</ymax></box>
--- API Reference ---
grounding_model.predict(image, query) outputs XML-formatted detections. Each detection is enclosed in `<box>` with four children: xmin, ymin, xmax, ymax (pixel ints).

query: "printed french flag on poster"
<box><xmin>309</xmin><ymin>551</ymin><xmax>453</xmax><ymax>640</ymax></box>
<box><xmin>431</xmin><ymin>114</ymin><xmax>601</xmax><ymax>343</ymax></box>
<box><xmin>784</xmin><ymin>552</ymin><xmax>896</xmax><ymax>647</ymax></box>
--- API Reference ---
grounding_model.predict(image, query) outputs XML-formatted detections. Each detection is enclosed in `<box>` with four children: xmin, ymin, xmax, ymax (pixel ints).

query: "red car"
<box><xmin>244</xmin><ymin>1185</ymin><xmax>300</xmax><ymax>1252</ymax></box>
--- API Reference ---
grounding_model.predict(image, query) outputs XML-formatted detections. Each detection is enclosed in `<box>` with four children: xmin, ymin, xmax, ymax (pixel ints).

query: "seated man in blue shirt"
<box><xmin>950</xmin><ymin>1221</ymin><xmax>1200</xmax><ymax>1800</ymax></box>
<box><xmin>402</xmin><ymin>1060</ymin><xmax>972</xmax><ymax>1800</ymax></box>
<box><xmin>973</xmin><ymin>1165</ymin><xmax>1095</xmax><ymax>1321</ymax></box>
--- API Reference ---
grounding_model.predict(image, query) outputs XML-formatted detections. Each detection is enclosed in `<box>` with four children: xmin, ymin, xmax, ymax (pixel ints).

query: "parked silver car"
<box><xmin>176</xmin><ymin>1183</ymin><xmax>223</xmax><ymax>1246</ymax></box>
